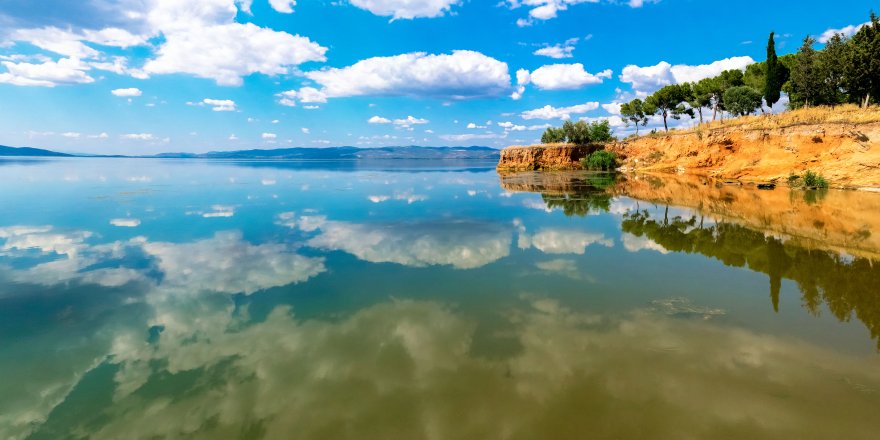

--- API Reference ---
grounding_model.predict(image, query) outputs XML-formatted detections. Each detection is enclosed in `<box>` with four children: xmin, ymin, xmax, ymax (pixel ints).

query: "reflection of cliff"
<box><xmin>622</xmin><ymin>210</ymin><xmax>880</xmax><ymax>349</ymax></box>
<box><xmin>616</xmin><ymin>175</ymin><xmax>880</xmax><ymax>259</ymax></box>
<box><xmin>500</xmin><ymin>171</ymin><xmax>616</xmax><ymax>217</ymax></box>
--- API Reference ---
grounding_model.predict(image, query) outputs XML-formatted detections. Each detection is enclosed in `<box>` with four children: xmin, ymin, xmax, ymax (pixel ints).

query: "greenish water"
<box><xmin>1</xmin><ymin>158</ymin><xmax>879</xmax><ymax>439</ymax></box>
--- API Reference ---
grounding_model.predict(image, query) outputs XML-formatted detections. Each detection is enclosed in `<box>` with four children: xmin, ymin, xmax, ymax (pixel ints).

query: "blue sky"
<box><xmin>0</xmin><ymin>0</ymin><xmax>875</xmax><ymax>154</ymax></box>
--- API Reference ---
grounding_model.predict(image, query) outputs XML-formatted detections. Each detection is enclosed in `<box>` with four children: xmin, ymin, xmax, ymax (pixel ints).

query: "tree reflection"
<box><xmin>622</xmin><ymin>210</ymin><xmax>880</xmax><ymax>349</ymax></box>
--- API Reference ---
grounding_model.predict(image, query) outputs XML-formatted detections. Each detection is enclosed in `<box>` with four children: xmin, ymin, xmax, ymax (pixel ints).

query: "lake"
<box><xmin>2</xmin><ymin>158</ymin><xmax>879</xmax><ymax>439</ymax></box>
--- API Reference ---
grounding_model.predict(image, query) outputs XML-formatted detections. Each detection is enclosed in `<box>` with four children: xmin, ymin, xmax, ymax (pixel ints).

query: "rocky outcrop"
<box><xmin>496</xmin><ymin>144</ymin><xmax>600</xmax><ymax>171</ymax></box>
<box><xmin>610</xmin><ymin>120</ymin><xmax>880</xmax><ymax>189</ymax></box>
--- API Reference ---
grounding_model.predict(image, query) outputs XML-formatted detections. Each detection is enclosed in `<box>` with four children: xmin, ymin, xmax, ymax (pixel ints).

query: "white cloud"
<box><xmin>393</xmin><ymin>116</ymin><xmax>429</xmax><ymax>127</ymax></box>
<box><xmin>262</xmin><ymin>132</ymin><xmax>277</xmax><ymax>139</ymax></box>
<box><xmin>508</xmin><ymin>0</ymin><xmax>652</xmax><ymax>25</ymax></box>
<box><xmin>0</xmin><ymin>57</ymin><xmax>94</xmax><ymax>87</ymax></box>
<box><xmin>349</xmin><ymin>0</ymin><xmax>462</xmax><ymax>19</ymax></box>
<box><xmin>817</xmin><ymin>22</ymin><xmax>869</xmax><ymax>43</ymax></box>
<box><xmin>111</xmin><ymin>87</ymin><xmax>142</xmax><ymax>97</ymax></box>
<box><xmin>520</xmin><ymin>101</ymin><xmax>599</xmax><ymax>120</ymax></box>
<box><xmin>301</xmin><ymin>127</ymin><xmax>310</xmax><ymax>134</ymax></box>
<box><xmin>268</xmin><ymin>0</ymin><xmax>297</xmax><ymax>13</ymax></box>
<box><xmin>202</xmin><ymin>98</ymin><xmax>236</xmax><ymax>111</ymax></box>
<box><xmin>620</xmin><ymin>56</ymin><xmax>755</xmax><ymax>94</ymax></box>
<box><xmin>528</xmin><ymin>63</ymin><xmax>611</xmax><ymax>90</ymax></box>
<box><xmin>304</xmin><ymin>51</ymin><xmax>511</xmax><ymax>100</ymax></box>
<box><xmin>533</xmin><ymin>37</ymin><xmax>579</xmax><ymax>58</ymax></box>
<box><xmin>511</xmin><ymin>68</ymin><xmax>530</xmax><ymax>100</ymax></box>
<box><xmin>439</xmin><ymin>133</ymin><xmax>504</xmax><ymax>141</ymax></box>
<box><xmin>276</xmin><ymin>86</ymin><xmax>327</xmax><ymax>107</ymax></box>
<box><xmin>368</xmin><ymin>116</ymin><xmax>392</xmax><ymax>124</ymax></box>
<box><xmin>121</xmin><ymin>133</ymin><xmax>155</xmax><ymax>140</ymax></box>
<box><xmin>61</xmin><ymin>132</ymin><xmax>81</xmax><ymax>138</ymax></box>
<box><xmin>143</xmin><ymin>22</ymin><xmax>327</xmax><ymax>86</ymax></box>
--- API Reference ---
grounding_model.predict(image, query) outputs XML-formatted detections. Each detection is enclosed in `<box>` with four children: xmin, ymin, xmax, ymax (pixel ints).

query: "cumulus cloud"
<box><xmin>111</xmin><ymin>87</ymin><xmax>142</xmax><ymax>97</ymax></box>
<box><xmin>0</xmin><ymin>57</ymin><xmax>94</xmax><ymax>87</ymax></box>
<box><xmin>262</xmin><ymin>133</ymin><xmax>277</xmax><ymax>140</ymax></box>
<box><xmin>143</xmin><ymin>22</ymin><xmax>327</xmax><ymax>86</ymax></box>
<box><xmin>619</xmin><ymin>56</ymin><xmax>755</xmax><ymax>95</ymax></box>
<box><xmin>269</xmin><ymin>0</ymin><xmax>297</xmax><ymax>13</ymax></box>
<box><xmin>368</xmin><ymin>116</ymin><xmax>392</xmax><ymax>124</ymax></box>
<box><xmin>509</xmin><ymin>0</ymin><xmax>652</xmax><ymax>26</ymax></box>
<box><xmin>520</xmin><ymin>101</ymin><xmax>599</xmax><ymax>120</ymax></box>
<box><xmin>303</xmin><ymin>51</ymin><xmax>511</xmax><ymax>100</ymax></box>
<box><xmin>348</xmin><ymin>0</ymin><xmax>462</xmax><ymax>19</ymax></box>
<box><xmin>533</xmin><ymin>37</ymin><xmax>579</xmax><ymax>58</ymax></box>
<box><xmin>528</xmin><ymin>63</ymin><xmax>611</xmax><ymax>90</ymax></box>
<box><xmin>202</xmin><ymin>98</ymin><xmax>236</xmax><ymax>111</ymax></box>
<box><xmin>276</xmin><ymin>87</ymin><xmax>327</xmax><ymax>107</ymax></box>
<box><xmin>817</xmin><ymin>22</ymin><xmax>870</xmax><ymax>43</ymax></box>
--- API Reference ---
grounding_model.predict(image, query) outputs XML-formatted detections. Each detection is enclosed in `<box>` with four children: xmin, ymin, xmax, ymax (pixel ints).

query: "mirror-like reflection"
<box><xmin>2</xmin><ymin>159</ymin><xmax>880</xmax><ymax>439</ymax></box>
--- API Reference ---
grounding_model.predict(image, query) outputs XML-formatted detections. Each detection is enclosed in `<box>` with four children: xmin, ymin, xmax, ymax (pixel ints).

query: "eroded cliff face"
<box><xmin>610</xmin><ymin>121</ymin><xmax>880</xmax><ymax>189</ymax></box>
<box><xmin>496</xmin><ymin>144</ymin><xmax>599</xmax><ymax>171</ymax></box>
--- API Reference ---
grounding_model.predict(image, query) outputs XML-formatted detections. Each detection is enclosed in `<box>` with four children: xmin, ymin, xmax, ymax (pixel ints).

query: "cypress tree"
<box><xmin>764</xmin><ymin>32</ymin><xmax>783</xmax><ymax>109</ymax></box>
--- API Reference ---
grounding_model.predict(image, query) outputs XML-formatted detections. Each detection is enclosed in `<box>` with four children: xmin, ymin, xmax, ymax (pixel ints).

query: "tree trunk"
<box><xmin>663</xmin><ymin>111</ymin><xmax>668</xmax><ymax>132</ymax></box>
<box><xmin>864</xmin><ymin>93</ymin><xmax>871</xmax><ymax>109</ymax></box>
<box><xmin>712</xmin><ymin>103</ymin><xmax>718</xmax><ymax>121</ymax></box>
<box><xmin>698</xmin><ymin>107</ymin><xmax>703</xmax><ymax>125</ymax></box>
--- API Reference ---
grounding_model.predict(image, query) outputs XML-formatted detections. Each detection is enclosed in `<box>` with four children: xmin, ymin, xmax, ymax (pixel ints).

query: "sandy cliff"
<box><xmin>499</xmin><ymin>106</ymin><xmax>880</xmax><ymax>188</ymax></box>
<box><xmin>611</xmin><ymin>106</ymin><xmax>880</xmax><ymax>189</ymax></box>
<box><xmin>496</xmin><ymin>144</ymin><xmax>600</xmax><ymax>171</ymax></box>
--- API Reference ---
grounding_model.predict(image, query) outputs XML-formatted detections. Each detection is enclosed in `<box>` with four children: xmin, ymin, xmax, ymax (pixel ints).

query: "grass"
<box><xmin>622</xmin><ymin>105</ymin><xmax>880</xmax><ymax>141</ymax></box>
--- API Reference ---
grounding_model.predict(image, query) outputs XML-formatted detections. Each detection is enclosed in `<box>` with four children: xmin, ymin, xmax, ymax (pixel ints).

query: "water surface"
<box><xmin>2</xmin><ymin>159</ymin><xmax>879</xmax><ymax>439</ymax></box>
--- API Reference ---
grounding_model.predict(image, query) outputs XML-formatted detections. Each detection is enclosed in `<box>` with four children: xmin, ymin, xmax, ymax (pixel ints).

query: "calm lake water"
<box><xmin>2</xmin><ymin>158</ymin><xmax>880</xmax><ymax>439</ymax></box>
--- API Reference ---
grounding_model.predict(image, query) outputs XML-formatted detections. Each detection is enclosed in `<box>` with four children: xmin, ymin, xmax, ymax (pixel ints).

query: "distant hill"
<box><xmin>0</xmin><ymin>145</ymin><xmax>73</xmax><ymax>157</ymax></box>
<box><xmin>0</xmin><ymin>144</ymin><xmax>499</xmax><ymax>160</ymax></box>
<box><xmin>153</xmin><ymin>146</ymin><xmax>500</xmax><ymax>160</ymax></box>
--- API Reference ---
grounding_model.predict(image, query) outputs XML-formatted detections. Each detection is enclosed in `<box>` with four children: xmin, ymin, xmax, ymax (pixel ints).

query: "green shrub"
<box><xmin>582</xmin><ymin>150</ymin><xmax>617</xmax><ymax>171</ymax></box>
<box><xmin>802</xmin><ymin>170</ymin><xmax>829</xmax><ymax>188</ymax></box>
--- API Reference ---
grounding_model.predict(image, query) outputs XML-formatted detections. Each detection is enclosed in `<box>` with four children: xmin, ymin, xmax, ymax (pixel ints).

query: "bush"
<box><xmin>582</xmin><ymin>150</ymin><xmax>617</xmax><ymax>171</ymax></box>
<box><xmin>802</xmin><ymin>170</ymin><xmax>829</xmax><ymax>188</ymax></box>
<box><xmin>541</xmin><ymin>127</ymin><xmax>565</xmax><ymax>143</ymax></box>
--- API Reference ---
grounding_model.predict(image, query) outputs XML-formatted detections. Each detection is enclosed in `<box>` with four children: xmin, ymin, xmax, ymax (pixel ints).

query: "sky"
<box><xmin>0</xmin><ymin>0</ymin><xmax>875</xmax><ymax>154</ymax></box>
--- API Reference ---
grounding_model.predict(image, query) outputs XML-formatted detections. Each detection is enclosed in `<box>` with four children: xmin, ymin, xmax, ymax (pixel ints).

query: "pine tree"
<box><xmin>845</xmin><ymin>12</ymin><xmax>880</xmax><ymax>107</ymax></box>
<box><xmin>790</xmin><ymin>37</ymin><xmax>821</xmax><ymax>108</ymax></box>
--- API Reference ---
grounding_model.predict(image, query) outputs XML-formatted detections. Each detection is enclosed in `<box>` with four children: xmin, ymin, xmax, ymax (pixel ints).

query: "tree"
<box><xmin>764</xmin><ymin>32</ymin><xmax>786</xmax><ymax>110</ymax></box>
<box><xmin>562</xmin><ymin>120</ymin><xmax>592</xmax><ymax>145</ymax></box>
<box><xmin>619</xmin><ymin>99</ymin><xmax>651</xmax><ymax>135</ymax></box>
<box><xmin>588</xmin><ymin>120</ymin><xmax>614</xmax><ymax>142</ymax></box>
<box><xmin>645</xmin><ymin>84</ymin><xmax>693</xmax><ymax>132</ymax></box>
<box><xmin>541</xmin><ymin>127</ymin><xmax>565</xmax><ymax>143</ymax></box>
<box><xmin>844</xmin><ymin>12</ymin><xmax>880</xmax><ymax>107</ymax></box>
<box><xmin>684</xmin><ymin>81</ymin><xmax>712</xmax><ymax>124</ymax></box>
<box><xmin>789</xmin><ymin>36</ymin><xmax>822</xmax><ymax>108</ymax></box>
<box><xmin>723</xmin><ymin>86</ymin><xmax>764</xmax><ymax>116</ymax></box>
<box><xmin>816</xmin><ymin>33</ymin><xmax>848</xmax><ymax>106</ymax></box>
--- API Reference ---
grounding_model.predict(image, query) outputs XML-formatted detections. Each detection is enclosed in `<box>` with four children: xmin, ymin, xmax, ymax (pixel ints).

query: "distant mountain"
<box><xmin>0</xmin><ymin>145</ymin><xmax>500</xmax><ymax>160</ymax></box>
<box><xmin>0</xmin><ymin>145</ymin><xmax>73</xmax><ymax>157</ymax></box>
<box><xmin>153</xmin><ymin>146</ymin><xmax>500</xmax><ymax>160</ymax></box>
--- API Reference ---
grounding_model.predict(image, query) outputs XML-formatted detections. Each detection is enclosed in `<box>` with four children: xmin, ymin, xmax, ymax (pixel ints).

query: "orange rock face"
<box><xmin>496</xmin><ymin>144</ymin><xmax>599</xmax><ymax>171</ymax></box>
<box><xmin>610</xmin><ymin>121</ymin><xmax>880</xmax><ymax>189</ymax></box>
